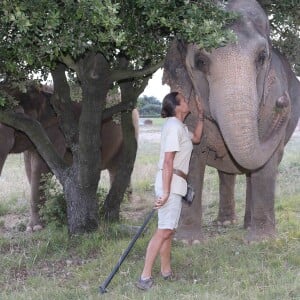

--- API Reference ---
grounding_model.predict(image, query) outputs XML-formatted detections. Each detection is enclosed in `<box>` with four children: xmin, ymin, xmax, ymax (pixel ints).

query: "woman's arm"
<box><xmin>155</xmin><ymin>151</ymin><xmax>176</xmax><ymax>209</ymax></box>
<box><xmin>191</xmin><ymin>117</ymin><xmax>203</xmax><ymax>144</ymax></box>
<box><xmin>191</xmin><ymin>97</ymin><xmax>204</xmax><ymax>144</ymax></box>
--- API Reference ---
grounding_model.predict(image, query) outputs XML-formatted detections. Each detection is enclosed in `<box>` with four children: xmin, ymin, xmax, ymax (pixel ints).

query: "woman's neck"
<box><xmin>175</xmin><ymin>112</ymin><xmax>188</xmax><ymax>122</ymax></box>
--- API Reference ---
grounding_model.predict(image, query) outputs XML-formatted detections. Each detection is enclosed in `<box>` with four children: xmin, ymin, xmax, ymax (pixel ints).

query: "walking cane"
<box><xmin>99</xmin><ymin>209</ymin><xmax>155</xmax><ymax>294</ymax></box>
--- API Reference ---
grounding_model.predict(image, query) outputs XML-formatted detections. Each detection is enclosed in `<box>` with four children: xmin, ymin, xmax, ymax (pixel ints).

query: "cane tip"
<box><xmin>99</xmin><ymin>286</ymin><xmax>107</xmax><ymax>294</ymax></box>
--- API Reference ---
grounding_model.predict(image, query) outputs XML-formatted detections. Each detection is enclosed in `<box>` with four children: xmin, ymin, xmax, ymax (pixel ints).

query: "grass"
<box><xmin>0</xmin><ymin>153</ymin><xmax>29</xmax><ymax>216</ymax></box>
<box><xmin>0</xmin><ymin>121</ymin><xmax>299</xmax><ymax>300</ymax></box>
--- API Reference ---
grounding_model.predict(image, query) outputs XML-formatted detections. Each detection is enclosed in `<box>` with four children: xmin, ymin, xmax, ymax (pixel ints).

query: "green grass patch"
<box><xmin>1</xmin><ymin>212</ymin><xmax>299</xmax><ymax>299</ymax></box>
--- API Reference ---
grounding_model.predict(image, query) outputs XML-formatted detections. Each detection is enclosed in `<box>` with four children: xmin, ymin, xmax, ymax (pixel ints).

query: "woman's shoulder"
<box><xmin>165</xmin><ymin>117</ymin><xmax>182</xmax><ymax>127</ymax></box>
<box><xmin>162</xmin><ymin>118</ymin><xmax>184</xmax><ymax>136</ymax></box>
<box><xmin>162</xmin><ymin>117</ymin><xmax>179</xmax><ymax>130</ymax></box>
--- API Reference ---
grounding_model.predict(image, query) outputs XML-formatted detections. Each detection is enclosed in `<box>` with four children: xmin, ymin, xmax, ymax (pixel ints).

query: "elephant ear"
<box><xmin>258</xmin><ymin>49</ymin><xmax>292</xmax><ymax>142</ymax></box>
<box><xmin>163</xmin><ymin>40</ymin><xmax>203</xmax><ymax>115</ymax></box>
<box><xmin>163</xmin><ymin>40</ymin><xmax>193</xmax><ymax>100</ymax></box>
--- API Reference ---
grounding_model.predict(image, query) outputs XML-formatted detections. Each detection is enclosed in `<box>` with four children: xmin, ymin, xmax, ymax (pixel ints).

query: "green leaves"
<box><xmin>0</xmin><ymin>91</ymin><xmax>18</xmax><ymax>111</ymax></box>
<box><xmin>259</xmin><ymin>0</ymin><xmax>300</xmax><ymax>73</ymax></box>
<box><xmin>0</xmin><ymin>0</ymin><xmax>245</xmax><ymax>80</ymax></box>
<box><xmin>1</xmin><ymin>0</ymin><xmax>298</xmax><ymax>83</ymax></box>
<box><xmin>0</xmin><ymin>0</ymin><xmax>124</xmax><ymax>75</ymax></box>
<box><xmin>0</xmin><ymin>97</ymin><xmax>5</xmax><ymax>108</ymax></box>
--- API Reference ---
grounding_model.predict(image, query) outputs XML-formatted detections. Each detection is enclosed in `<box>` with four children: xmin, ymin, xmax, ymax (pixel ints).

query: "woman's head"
<box><xmin>161</xmin><ymin>92</ymin><xmax>180</xmax><ymax>118</ymax></box>
<box><xmin>161</xmin><ymin>92</ymin><xmax>190</xmax><ymax>118</ymax></box>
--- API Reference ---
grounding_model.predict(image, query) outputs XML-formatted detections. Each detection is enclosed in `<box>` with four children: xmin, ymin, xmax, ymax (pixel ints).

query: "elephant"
<box><xmin>0</xmin><ymin>84</ymin><xmax>139</xmax><ymax>232</ymax></box>
<box><xmin>163</xmin><ymin>0</ymin><xmax>300</xmax><ymax>243</ymax></box>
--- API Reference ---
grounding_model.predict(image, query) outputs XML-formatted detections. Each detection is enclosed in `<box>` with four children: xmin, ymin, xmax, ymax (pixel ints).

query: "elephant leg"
<box><xmin>244</xmin><ymin>174</ymin><xmax>251</xmax><ymax>229</ymax></box>
<box><xmin>246</xmin><ymin>153</ymin><xmax>279</xmax><ymax>242</ymax></box>
<box><xmin>175</xmin><ymin>147</ymin><xmax>206</xmax><ymax>243</ymax></box>
<box><xmin>25</xmin><ymin>150</ymin><xmax>50</xmax><ymax>232</ymax></box>
<box><xmin>24</xmin><ymin>151</ymin><xmax>32</xmax><ymax>184</ymax></box>
<box><xmin>109</xmin><ymin>173</ymin><xmax>134</xmax><ymax>203</ymax></box>
<box><xmin>104</xmin><ymin>162</ymin><xmax>134</xmax><ymax>221</ymax></box>
<box><xmin>216</xmin><ymin>171</ymin><xmax>237</xmax><ymax>226</ymax></box>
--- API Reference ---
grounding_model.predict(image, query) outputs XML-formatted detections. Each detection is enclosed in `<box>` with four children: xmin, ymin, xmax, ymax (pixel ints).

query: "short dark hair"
<box><xmin>161</xmin><ymin>92</ymin><xmax>179</xmax><ymax>118</ymax></box>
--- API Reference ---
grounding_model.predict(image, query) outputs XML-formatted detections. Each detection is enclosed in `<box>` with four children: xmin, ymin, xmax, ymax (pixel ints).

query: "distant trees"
<box><xmin>137</xmin><ymin>95</ymin><xmax>162</xmax><ymax>117</ymax></box>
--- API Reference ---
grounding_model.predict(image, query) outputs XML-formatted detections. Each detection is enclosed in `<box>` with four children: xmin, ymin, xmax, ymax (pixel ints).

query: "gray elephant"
<box><xmin>163</xmin><ymin>0</ymin><xmax>300</xmax><ymax>243</ymax></box>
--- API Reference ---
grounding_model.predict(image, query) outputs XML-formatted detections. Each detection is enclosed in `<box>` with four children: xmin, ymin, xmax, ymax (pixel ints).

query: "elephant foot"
<box><xmin>174</xmin><ymin>224</ymin><xmax>204</xmax><ymax>245</ymax></box>
<box><xmin>125</xmin><ymin>186</ymin><xmax>133</xmax><ymax>201</ymax></box>
<box><xmin>244</xmin><ymin>227</ymin><xmax>276</xmax><ymax>244</ymax></box>
<box><xmin>243</xmin><ymin>213</ymin><xmax>251</xmax><ymax>230</ymax></box>
<box><xmin>243</xmin><ymin>220</ymin><xmax>251</xmax><ymax>230</ymax></box>
<box><xmin>215</xmin><ymin>216</ymin><xmax>237</xmax><ymax>227</ymax></box>
<box><xmin>26</xmin><ymin>220</ymin><xmax>44</xmax><ymax>232</ymax></box>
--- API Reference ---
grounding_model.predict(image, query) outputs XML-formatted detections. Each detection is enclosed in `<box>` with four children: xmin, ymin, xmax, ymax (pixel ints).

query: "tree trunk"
<box><xmin>64</xmin><ymin>166</ymin><xmax>99</xmax><ymax>234</ymax></box>
<box><xmin>52</xmin><ymin>53</ymin><xmax>111</xmax><ymax>234</ymax></box>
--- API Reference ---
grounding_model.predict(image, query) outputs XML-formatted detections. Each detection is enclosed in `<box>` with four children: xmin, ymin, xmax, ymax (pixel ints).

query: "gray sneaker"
<box><xmin>136</xmin><ymin>277</ymin><xmax>154</xmax><ymax>290</ymax></box>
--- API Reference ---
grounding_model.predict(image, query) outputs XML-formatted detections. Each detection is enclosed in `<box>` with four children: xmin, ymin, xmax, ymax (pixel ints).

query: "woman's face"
<box><xmin>175</xmin><ymin>93</ymin><xmax>190</xmax><ymax>114</ymax></box>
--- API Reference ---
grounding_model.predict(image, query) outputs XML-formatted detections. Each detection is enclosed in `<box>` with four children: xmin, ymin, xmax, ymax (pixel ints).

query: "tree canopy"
<box><xmin>258</xmin><ymin>0</ymin><xmax>300</xmax><ymax>74</ymax></box>
<box><xmin>0</xmin><ymin>0</ymin><xmax>236</xmax><ymax>86</ymax></box>
<box><xmin>1</xmin><ymin>0</ymin><xmax>298</xmax><ymax>87</ymax></box>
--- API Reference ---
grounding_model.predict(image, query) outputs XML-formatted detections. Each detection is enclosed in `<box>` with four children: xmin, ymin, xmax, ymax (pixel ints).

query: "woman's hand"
<box><xmin>190</xmin><ymin>95</ymin><xmax>204</xmax><ymax>144</ymax></box>
<box><xmin>195</xmin><ymin>95</ymin><xmax>204</xmax><ymax>119</ymax></box>
<box><xmin>154</xmin><ymin>194</ymin><xmax>169</xmax><ymax>209</ymax></box>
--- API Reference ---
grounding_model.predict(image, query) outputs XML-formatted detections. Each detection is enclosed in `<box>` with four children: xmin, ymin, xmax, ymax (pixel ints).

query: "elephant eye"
<box><xmin>257</xmin><ymin>50</ymin><xmax>267</xmax><ymax>66</ymax></box>
<box><xmin>194</xmin><ymin>54</ymin><xmax>209</xmax><ymax>72</ymax></box>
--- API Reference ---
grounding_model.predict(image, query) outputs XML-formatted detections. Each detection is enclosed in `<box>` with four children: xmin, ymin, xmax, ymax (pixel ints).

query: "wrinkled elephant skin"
<box><xmin>163</xmin><ymin>0</ymin><xmax>300</xmax><ymax>242</ymax></box>
<box><xmin>0</xmin><ymin>86</ymin><xmax>139</xmax><ymax>232</ymax></box>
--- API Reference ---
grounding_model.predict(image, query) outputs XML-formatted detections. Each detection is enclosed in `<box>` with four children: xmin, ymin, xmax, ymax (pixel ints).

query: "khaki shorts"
<box><xmin>158</xmin><ymin>193</ymin><xmax>182</xmax><ymax>230</ymax></box>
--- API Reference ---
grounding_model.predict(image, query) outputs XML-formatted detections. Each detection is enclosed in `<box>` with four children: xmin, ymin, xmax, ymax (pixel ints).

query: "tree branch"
<box><xmin>0</xmin><ymin>111</ymin><xmax>67</xmax><ymax>178</ymax></box>
<box><xmin>51</xmin><ymin>63</ymin><xmax>80</xmax><ymax>151</ymax></box>
<box><xmin>102</xmin><ymin>101</ymin><xmax>135</xmax><ymax>120</ymax></box>
<box><xmin>61</xmin><ymin>54</ymin><xmax>79</xmax><ymax>74</ymax></box>
<box><xmin>110</xmin><ymin>60</ymin><xmax>164</xmax><ymax>82</ymax></box>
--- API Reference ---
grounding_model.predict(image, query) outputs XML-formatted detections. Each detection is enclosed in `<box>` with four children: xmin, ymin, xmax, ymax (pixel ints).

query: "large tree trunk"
<box><xmin>52</xmin><ymin>53</ymin><xmax>111</xmax><ymax>234</ymax></box>
<box><xmin>64</xmin><ymin>166</ymin><xmax>99</xmax><ymax>234</ymax></box>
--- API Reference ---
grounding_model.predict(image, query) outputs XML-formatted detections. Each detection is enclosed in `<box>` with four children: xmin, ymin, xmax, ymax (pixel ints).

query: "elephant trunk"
<box><xmin>209</xmin><ymin>76</ymin><xmax>280</xmax><ymax>171</ymax></box>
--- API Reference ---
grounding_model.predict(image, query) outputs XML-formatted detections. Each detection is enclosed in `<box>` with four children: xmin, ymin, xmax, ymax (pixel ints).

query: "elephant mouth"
<box><xmin>259</xmin><ymin>92</ymin><xmax>291</xmax><ymax>143</ymax></box>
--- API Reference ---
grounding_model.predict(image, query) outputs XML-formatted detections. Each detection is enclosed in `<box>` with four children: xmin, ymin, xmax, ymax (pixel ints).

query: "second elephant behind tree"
<box><xmin>0</xmin><ymin>84</ymin><xmax>139</xmax><ymax>232</ymax></box>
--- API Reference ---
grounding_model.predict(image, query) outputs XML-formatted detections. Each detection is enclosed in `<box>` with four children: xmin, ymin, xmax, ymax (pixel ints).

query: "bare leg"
<box><xmin>159</xmin><ymin>232</ymin><xmax>174</xmax><ymax>275</ymax></box>
<box><xmin>141</xmin><ymin>228</ymin><xmax>173</xmax><ymax>279</ymax></box>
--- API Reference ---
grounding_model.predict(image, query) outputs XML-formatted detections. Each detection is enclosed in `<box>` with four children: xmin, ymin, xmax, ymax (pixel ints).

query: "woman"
<box><xmin>136</xmin><ymin>91</ymin><xmax>203</xmax><ymax>290</ymax></box>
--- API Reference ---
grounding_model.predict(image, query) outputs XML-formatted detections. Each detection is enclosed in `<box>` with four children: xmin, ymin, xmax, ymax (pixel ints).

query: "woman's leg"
<box><xmin>159</xmin><ymin>231</ymin><xmax>174</xmax><ymax>275</ymax></box>
<box><xmin>141</xmin><ymin>228</ymin><xmax>173</xmax><ymax>279</ymax></box>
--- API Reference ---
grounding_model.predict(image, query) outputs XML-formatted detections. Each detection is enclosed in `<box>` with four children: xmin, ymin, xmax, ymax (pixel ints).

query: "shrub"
<box><xmin>39</xmin><ymin>174</ymin><xmax>109</xmax><ymax>228</ymax></box>
<box><xmin>39</xmin><ymin>174</ymin><xmax>67</xmax><ymax>228</ymax></box>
